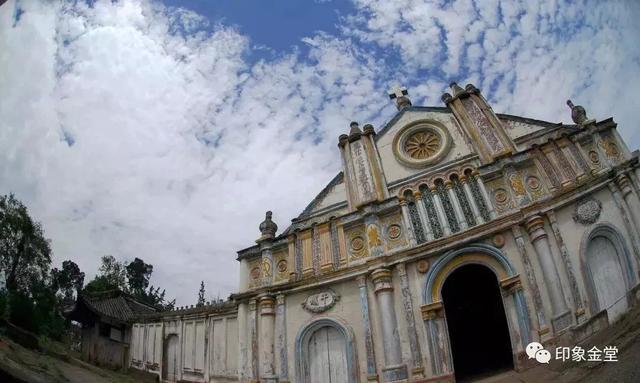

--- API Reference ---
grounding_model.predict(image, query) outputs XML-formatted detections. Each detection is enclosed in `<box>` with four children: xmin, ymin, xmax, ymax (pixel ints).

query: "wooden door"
<box><xmin>307</xmin><ymin>326</ymin><xmax>348</xmax><ymax>383</ymax></box>
<box><xmin>588</xmin><ymin>236</ymin><xmax>628</xmax><ymax>322</ymax></box>
<box><xmin>164</xmin><ymin>335</ymin><xmax>179</xmax><ymax>382</ymax></box>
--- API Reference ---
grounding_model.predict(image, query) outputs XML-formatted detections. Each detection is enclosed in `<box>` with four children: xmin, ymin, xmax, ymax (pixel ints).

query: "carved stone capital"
<box><xmin>259</xmin><ymin>296</ymin><xmax>276</xmax><ymax>316</ymax></box>
<box><xmin>413</xmin><ymin>191</ymin><xmax>423</xmax><ymax>199</ymax></box>
<box><xmin>524</xmin><ymin>215</ymin><xmax>547</xmax><ymax>242</ymax></box>
<box><xmin>248</xmin><ymin>298</ymin><xmax>258</xmax><ymax>311</ymax></box>
<box><xmin>444</xmin><ymin>180</ymin><xmax>453</xmax><ymax>189</ymax></box>
<box><xmin>420</xmin><ymin>301</ymin><xmax>444</xmax><ymax>320</ymax></box>
<box><xmin>371</xmin><ymin>268</ymin><xmax>393</xmax><ymax>294</ymax></box>
<box><xmin>276</xmin><ymin>294</ymin><xmax>286</xmax><ymax>306</ymax></box>
<box><xmin>499</xmin><ymin>274</ymin><xmax>522</xmax><ymax>296</ymax></box>
<box><xmin>395</xmin><ymin>262</ymin><xmax>407</xmax><ymax>277</ymax></box>
<box><xmin>616</xmin><ymin>174</ymin><xmax>632</xmax><ymax>192</ymax></box>
<box><xmin>356</xmin><ymin>274</ymin><xmax>367</xmax><ymax>288</ymax></box>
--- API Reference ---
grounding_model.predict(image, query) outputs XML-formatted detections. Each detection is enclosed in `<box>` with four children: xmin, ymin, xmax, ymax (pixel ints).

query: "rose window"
<box><xmin>404</xmin><ymin>131</ymin><xmax>441</xmax><ymax>159</ymax></box>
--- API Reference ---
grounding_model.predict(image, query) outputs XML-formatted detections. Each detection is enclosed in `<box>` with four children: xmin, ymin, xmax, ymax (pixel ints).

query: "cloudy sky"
<box><xmin>1</xmin><ymin>0</ymin><xmax>639</xmax><ymax>304</ymax></box>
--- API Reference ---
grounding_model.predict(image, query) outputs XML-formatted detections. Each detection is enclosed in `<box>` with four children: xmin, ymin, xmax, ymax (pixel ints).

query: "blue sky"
<box><xmin>1</xmin><ymin>0</ymin><xmax>639</xmax><ymax>304</ymax></box>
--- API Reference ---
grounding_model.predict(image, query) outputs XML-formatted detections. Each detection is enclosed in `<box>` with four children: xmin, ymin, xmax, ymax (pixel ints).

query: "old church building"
<box><xmin>129</xmin><ymin>83</ymin><xmax>640</xmax><ymax>383</ymax></box>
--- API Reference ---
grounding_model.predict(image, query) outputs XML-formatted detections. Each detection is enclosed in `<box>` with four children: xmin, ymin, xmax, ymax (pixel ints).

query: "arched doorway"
<box><xmin>163</xmin><ymin>334</ymin><xmax>179</xmax><ymax>382</ymax></box>
<box><xmin>307</xmin><ymin>326</ymin><xmax>348</xmax><ymax>383</ymax></box>
<box><xmin>585</xmin><ymin>235</ymin><xmax>629</xmax><ymax>322</ymax></box>
<box><xmin>442</xmin><ymin>264</ymin><xmax>513</xmax><ymax>381</ymax></box>
<box><xmin>296</xmin><ymin>319</ymin><xmax>357</xmax><ymax>383</ymax></box>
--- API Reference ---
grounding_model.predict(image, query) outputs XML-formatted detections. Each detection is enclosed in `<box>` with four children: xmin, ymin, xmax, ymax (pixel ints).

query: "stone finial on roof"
<box><xmin>348</xmin><ymin>121</ymin><xmax>362</xmax><ymax>142</ymax></box>
<box><xmin>450</xmin><ymin>82</ymin><xmax>465</xmax><ymax>96</ymax></box>
<box><xmin>566</xmin><ymin>100</ymin><xmax>595</xmax><ymax>126</ymax></box>
<box><xmin>388</xmin><ymin>86</ymin><xmax>412</xmax><ymax>111</ymax></box>
<box><xmin>258</xmin><ymin>211</ymin><xmax>278</xmax><ymax>241</ymax></box>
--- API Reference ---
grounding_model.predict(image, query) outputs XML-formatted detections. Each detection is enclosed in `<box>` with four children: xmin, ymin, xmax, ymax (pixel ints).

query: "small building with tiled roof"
<box><xmin>67</xmin><ymin>289</ymin><xmax>158</xmax><ymax>369</ymax></box>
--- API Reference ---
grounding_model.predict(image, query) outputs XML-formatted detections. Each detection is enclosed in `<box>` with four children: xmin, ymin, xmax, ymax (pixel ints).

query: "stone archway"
<box><xmin>581</xmin><ymin>223</ymin><xmax>636</xmax><ymax>323</ymax></box>
<box><xmin>442</xmin><ymin>264</ymin><xmax>513</xmax><ymax>380</ymax></box>
<box><xmin>295</xmin><ymin>318</ymin><xmax>358</xmax><ymax>383</ymax></box>
<box><xmin>421</xmin><ymin>244</ymin><xmax>531</xmax><ymax>379</ymax></box>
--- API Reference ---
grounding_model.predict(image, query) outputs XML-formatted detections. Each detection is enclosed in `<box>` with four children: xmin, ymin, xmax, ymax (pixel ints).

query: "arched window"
<box><xmin>467</xmin><ymin>171</ymin><xmax>491</xmax><ymax>222</ymax></box>
<box><xmin>436</xmin><ymin>179</ymin><xmax>460</xmax><ymax>233</ymax></box>
<box><xmin>452</xmin><ymin>175</ymin><xmax>476</xmax><ymax>227</ymax></box>
<box><xmin>419</xmin><ymin>184</ymin><xmax>443</xmax><ymax>239</ymax></box>
<box><xmin>404</xmin><ymin>190</ymin><xmax>427</xmax><ymax>244</ymax></box>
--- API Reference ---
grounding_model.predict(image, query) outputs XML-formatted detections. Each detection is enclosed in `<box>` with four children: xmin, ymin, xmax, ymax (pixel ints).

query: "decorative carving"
<box><xmin>351</xmin><ymin>236</ymin><xmax>365</xmax><ymax>251</ymax></box>
<box><xmin>386</xmin><ymin>224</ymin><xmax>402</xmax><ymax>240</ymax></box>
<box><xmin>407</xmin><ymin>200</ymin><xmax>427</xmax><ymax>244</ymax></box>
<box><xmin>588</xmin><ymin>150</ymin><xmax>600</xmax><ymax>165</ymax></box>
<box><xmin>525</xmin><ymin>174</ymin><xmax>546</xmax><ymax>201</ymax></box>
<box><xmin>468</xmin><ymin>173</ymin><xmax>491</xmax><ymax>222</ymax></box>
<box><xmin>367</xmin><ymin>225</ymin><xmax>382</xmax><ymax>247</ymax></box>
<box><xmin>393</xmin><ymin>121</ymin><xmax>451</xmax><ymax>168</ymax></box>
<box><xmin>416</xmin><ymin>259</ymin><xmax>430</xmax><ymax>274</ymax></box>
<box><xmin>566</xmin><ymin>100</ymin><xmax>594</xmax><ymax>126</ymax></box>
<box><xmin>437</xmin><ymin>180</ymin><xmax>460</xmax><ymax>233</ymax></box>
<box><xmin>602</xmin><ymin>140</ymin><xmax>620</xmax><ymax>160</ymax></box>
<box><xmin>492</xmin><ymin>234</ymin><xmax>505</xmax><ymax>248</ymax></box>
<box><xmin>419</xmin><ymin>185</ymin><xmax>443</xmax><ymax>238</ymax></box>
<box><xmin>573</xmin><ymin>198</ymin><xmax>602</xmax><ymax>225</ymax></box>
<box><xmin>250</xmin><ymin>266</ymin><xmax>261</xmax><ymax>280</ymax></box>
<box><xmin>301</xmin><ymin>290</ymin><xmax>340</xmax><ymax>313</ymax></box>
<box><xmin>261</xmin><ymin>258</ymin><xmax>272</xmax><ymax>278</ymax></box>
<box><xmin>493</xmin><ymin>188</ymin><xmax>509</xmax><ymax>204</ymax></box>
<box><xmin>276</xmin><ymin>259</ymin><xmax>288</xmax><ymax>273</ymax></box>
<box><xmin>461</xmin><ymin>97</ymin><xmax>505</xmax><ymax>153</ymax></box>
<box><xmin>404</xmin><ymin>130</ymin><xmax>441</xmax><ymax>159</ymax></box>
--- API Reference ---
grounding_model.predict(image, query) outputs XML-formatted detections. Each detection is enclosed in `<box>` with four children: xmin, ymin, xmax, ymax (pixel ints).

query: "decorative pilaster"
<box><xmin>275</xmin><ymin>295</ymin><xmax>289</xmax><ymax>382</ymax></box>
<box><xmin>461</xmin><ymin>175</ymin><xmax>484</xmax><ymax>224</ymax></box>
<box><xmin>512</xmin><ymin>226</ymin><xmax>547</xmax><ymax>332</ymax></box>
<box><xmin>357</xmin><ymin>275</ymin><xmax>378</xmax><ymax>382</ymax></box>
<box><xmin>445</xmin><ymin>180</ymin><xmax>468</xmax><ymax>230</ymax></box>
<box><xmin>259</xmin><ymin>296</ymin><xmax>277</xmax><ymax>383</ymax></box>
<box><xmin>414</xmin><ymin>192</ymin><xmax>433</xmax><ymax>241</ymax></box>
<box><xmin>238</xmin><ymin>303</ymin><xmax>249</xmax><ymax>382</ymax></box>
<box><xmin>371</xmin><ymin>268</ymin><xmax>408</xmax><ymax>382</ymax></box>
<box><xmin>617</xmin><ymin>174</ymin><xmax>640</xmax><ymax>234</ymax></box>
<box><xmin>395</xmin><ymin>264</ymin><xmax>424</xmax><ymax>379</ymax></box>
<box><xmin>249</xmin><ymin>299</ymin><xmax>259</xmax><ymax>380</ymax></box>
<box><xmin>546</xmin><ymin>211</ymin><xmax>585</xmax><ymax>320</ymax></box>
<box><xmin>399</xmin><ymin>199</ymin><xmax>417</xmax><ymax>246</ymax></box>
<box><xmin>525</xmin><ymin>215</ymin><xmax>571</xmax><ymax>332</ymax></box>
<box><xmin>431</xmin><ymin>187</ymin><xmax>451</xmax><ymax>236</ymax></box>
<box><xmin>608</xmin><ymin>182</ymin><xmax>640</xmax><ymax>259</ymax></box>
<box><xmin>420</xmin><ymin>301</ymin><xmax>451</xmax><ymax>377</ymax></box>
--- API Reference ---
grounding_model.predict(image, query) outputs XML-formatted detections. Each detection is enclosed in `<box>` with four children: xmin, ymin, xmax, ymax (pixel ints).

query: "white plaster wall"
<box><xmin>377</xmin><ymin>111</ymin><xmax>475</xmax><ymax>187</ymax></box>
<box><xmin>284</xmin><ymin>279</ymin><xmax>368</xmax><ymax>382</ymax></box>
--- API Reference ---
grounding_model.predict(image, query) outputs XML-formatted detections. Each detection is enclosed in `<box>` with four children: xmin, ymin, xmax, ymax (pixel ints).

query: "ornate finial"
<box><xmin>258</xmin><ymin>210</ymin><xmax>278</xmax><ymax>241</ymax></box>
<box><xmin>449</xmin><ymin>82</ymin><xmax>465</xmax><ymax>96</ymax></box>
<box><xmin>566</xmin><ymin>99</ymin><xmax>594</xmax><ymax>126</ymax></box>
<box><xmin>388</xmin><ymin>86</ymin><xmax>412</xmax><ymax>111</ymax></box>
<box><xmin>348</xmin><ymin>121</ymin><xmax>362</xmax><ymax>141</ymax></box>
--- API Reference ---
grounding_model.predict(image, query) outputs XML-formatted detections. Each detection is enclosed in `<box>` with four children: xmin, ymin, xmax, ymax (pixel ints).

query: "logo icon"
<box><xmin>526</xmin><ymin>342</ymin><xmax>551</xmax><ymax>364</ymax></box>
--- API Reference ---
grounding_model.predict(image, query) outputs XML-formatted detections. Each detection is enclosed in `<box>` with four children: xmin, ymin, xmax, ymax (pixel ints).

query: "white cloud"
<box><xmin>1</xmin><ymin>0</ymin><xmax>638</xmax><ymax>304</ymax></box>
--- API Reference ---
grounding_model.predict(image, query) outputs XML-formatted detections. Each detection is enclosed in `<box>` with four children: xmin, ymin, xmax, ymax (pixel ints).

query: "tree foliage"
<box><xmin>0</xmin><ymin>194</ymin><xmax>52</xmax><ymax>292</ymax></box>
<box><xmin>52</xmin><ymin>260</ymin><xmax>85</xmax><ymax>302</ymax></box>
<box><xmin>197</xmin><ymin>281</ymin><xmax>205</xmax><ymax>307</ymax></box>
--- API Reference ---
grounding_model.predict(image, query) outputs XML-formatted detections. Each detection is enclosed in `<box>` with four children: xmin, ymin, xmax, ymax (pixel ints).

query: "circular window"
<box><xmin>393</xmin><ymin>121</ymin><xmax>451</xmax><ymax>167</ymax></box>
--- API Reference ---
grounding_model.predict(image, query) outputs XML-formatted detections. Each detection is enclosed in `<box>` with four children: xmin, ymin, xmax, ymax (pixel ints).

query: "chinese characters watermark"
<box><xmin>526</xmin><ymin>342</ymin><xmax>618</xmax><ymax>364</ymax></box>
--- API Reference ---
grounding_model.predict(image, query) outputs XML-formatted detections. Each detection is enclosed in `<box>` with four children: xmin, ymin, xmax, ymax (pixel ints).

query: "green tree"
<box><xmin>52</xmin><ymin>260</ymin><xmax>85</xmax><ymax>302</ymax></box>
<box><xmin>85</xmin><ymin>255</ymin><xmax>127</xmax><ymax>292</ymax></box>
<box><xmin>197</xmin><ymin>281</ymin><xmax>205</xmax><ymax>307</ymax></box>
<box><xmin>0</xmin><ymin>194</ymin><xmax>52</xmax><ymax>292</ymax></box>
<box><xmin>126</xmin><ymin>257</ymin><xmax>153</xmax><ymax>296</ymax></box>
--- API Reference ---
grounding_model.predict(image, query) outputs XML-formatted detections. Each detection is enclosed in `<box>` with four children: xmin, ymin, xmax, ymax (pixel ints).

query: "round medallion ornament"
<box><xmin>276</xmin><ymin>259</ymin><xmax>288</xmax><ymax>273</ymax></box>
<box><xmin>573</xmin><ymin>198</ymin><xmax>602</xmax><ymax>225</ymax></box>
<box><xmin>386</xmin><ymin>224</ymin><xmax>402</xmax><ymax>240</ymax></box>
<box><xmin>416</xmin><ymin>259</ymin><xmax>430</xmax><ymax>274</ymax></box>
<box><xmin>351</xmin><ymin>236</ymin><xmax>365</xmax><ymax>251</ymax></box>
<box><xmin>492</xmin><ymin>234</ymin><xmax>505</xmax><ymax>248</ymax></box>
<box><xmin>393</xmin><ymin>121</ymin><xmax>451</xmax><ymax>168</ymax></box>
<box><xmin>250</xmin><ymin>267</ymin><xmax>261</xmax><ymax>280</ymax></box>
<box><xmin>526</xmin><ymin>176</ymin><xmax>541</xmax><ymax>191</ymax></box>
<box><xmin>588</xmin><ymin>150</ymin><xmax>600</xmax><ymax>165</ymax></box>
<box><xmin>494</xmin><ymin>188</ymin><xmax>509</xmax><ymax>204</ymax></box>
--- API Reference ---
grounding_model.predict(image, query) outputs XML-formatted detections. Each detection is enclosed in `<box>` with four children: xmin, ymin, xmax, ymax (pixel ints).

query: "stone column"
<box><xmin>608</xmin><ymin>182</ymin><xmax>640</xmax><ymax>258</ymax></box>
<box><xmin>547</xmin><ymin>211</ymin><xmax>584</xmax><ymax>321</ymax></box>
<box><xmin>461</xmin><ymin>175</ymin><xmax>484</xmax><ymax>224</ymax></box>
<box><xmin>275</xmin><ymin>295</ymin><xmax>289</xmax><ymax>382</ymax></box>
<box><xmin>525</xmin><ymin>215</ymin><xmax>571</xmax><ymax>332</ymax></box>
<box><xmin>431</xmin><ymin>187</ymin><xmax>451</xmax><ymax>236</ymax></box>
<box><xmin>395</xmin><ymin>264</ymin><xmax>424</xmax><ymax>379</ymax></box>
<box><xmin>445</xmin><ymin>180</ymin><xmax>468</xmax><ymax>230</ymax></box>
<box><xmin>371</xmin><ymin>268</ymin><xmax>407</xmax><ymax>382</ymax></box>
<box><xmin>414</xmin><ymin>192</ymin><xmax>433</xmax><ymax>241</ymax></box>
<box><xmin>617</xmin><ymin>174</ymin><xmax>640</xmax><ymax>234</ymax></box>
<box><xmin>399</xmin><ymin>199</ymin><xmax>417</xmax><ymax>246</ymax></box>
<box><xmin>259</xmin><ymin>296</ymin><xmax>277</xmax><ymax>383</ymax></box>
<box><xmin>238</xmin><ymin>302</ymin><xmax>249</xmax><ymax>382</ymax></box>
<box><xmin>248</xmin><ymin>299</ymin><xmax>259</xmax><ymax>380</ymax></box>
<box><xmin>357</xmin><ymin>275</ymin><xmax>378</xmax><ymax>382</ymax></box>
<box><xmin>474</xmin><ymin>171</ymin><xmax>497</xmax><ymax>219</ymax></box>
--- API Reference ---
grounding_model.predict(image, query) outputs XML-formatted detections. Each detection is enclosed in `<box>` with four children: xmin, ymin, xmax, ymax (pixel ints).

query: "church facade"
<box><xmin>129</xmin><ymin>83</ymin><xmax>640</xmax><ymax>383</ymax></box>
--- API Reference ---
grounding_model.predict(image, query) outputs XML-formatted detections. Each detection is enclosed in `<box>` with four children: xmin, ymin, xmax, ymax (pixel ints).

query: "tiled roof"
<box><xmin>77</xmin><ymin>290</ymin><xmax>157</xmax><ymax>323</ymax></box>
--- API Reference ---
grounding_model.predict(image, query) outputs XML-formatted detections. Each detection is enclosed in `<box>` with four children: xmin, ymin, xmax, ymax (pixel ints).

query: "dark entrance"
<box><xmin>442</xmin><ymin>264</ymin><xmax>513</xmax><ymax>381</ymax></box>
